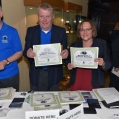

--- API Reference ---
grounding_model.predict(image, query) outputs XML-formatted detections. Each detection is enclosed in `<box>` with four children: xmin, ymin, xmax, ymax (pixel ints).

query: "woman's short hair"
<box><xmin>77</xmin><ymin>19</ymin><xmax>97</xmax><ymax>38</ymax></box>
<box><xmin>114</xmin><ymin>22</ymin><xmax>119</xmax><ymax>30</ymax></box>
<box><xmin>38</xmin><ymin>3</ymin><xmax>54</xmax><ymax>15</ymax></box>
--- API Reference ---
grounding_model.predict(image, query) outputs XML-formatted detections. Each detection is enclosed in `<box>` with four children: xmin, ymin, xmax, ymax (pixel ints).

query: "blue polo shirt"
<box><xmin>0</xmin><ymin>22</ymin><xmax>22</xmax><ymax>80</ymax></box>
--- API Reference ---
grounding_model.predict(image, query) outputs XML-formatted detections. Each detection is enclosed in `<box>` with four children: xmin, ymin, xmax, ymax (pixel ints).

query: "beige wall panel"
<box><xmin>2</xmin><ymin>0</ymin><xmax>30</xmax><ymax>91</ymax></box>
<box><xmin>25</xmin><ymin>7</ymin><xmax>38</xmax><ymax>28</ymax></box>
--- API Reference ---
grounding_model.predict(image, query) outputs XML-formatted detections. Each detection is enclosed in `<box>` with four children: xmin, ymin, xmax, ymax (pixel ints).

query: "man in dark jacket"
<box><xmin>108</xmin><ymin>22</ymin><xmax>119</xmax><ymax>91</ymax></box>
<box><xmin>23</xmin><ymin>3</ymin><xmax>68</xmax><ymax>91</ymax></box>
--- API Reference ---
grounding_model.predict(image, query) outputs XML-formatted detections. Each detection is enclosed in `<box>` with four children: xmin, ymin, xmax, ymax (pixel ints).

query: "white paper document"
<box><xmin>111</xmin><ymin>67</ymin><xmax>119</xmax><ymax>77</ymax></box>
<box><xmin>93</xmin><ymin>88</ymin><xmax>119</xmax><ymax>104</ymax></box>
<box><xmin>0</xmin><ymin>108</ymin><xmax>10</xmax><ymax>117</ymax></box>
<box><xmin>33</xmin><ymin>43</ymin><xmax>62</xmax><ymax>66</ymax></box>
<box><xmin>108</xmin><ymin>114</ymin><xmax>119</xmax><ymax>119</ymax></box>
<box><xmin>70</xmin><ymin>47</ymin><xmax>99</xmax><ymax>69</ymax></box>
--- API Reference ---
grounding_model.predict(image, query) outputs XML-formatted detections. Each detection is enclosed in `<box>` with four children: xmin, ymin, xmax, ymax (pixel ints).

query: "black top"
<box><xmin>108</xmin><ymin>30</ymin><xmax>119</xmax><ymax>68</ymax></box>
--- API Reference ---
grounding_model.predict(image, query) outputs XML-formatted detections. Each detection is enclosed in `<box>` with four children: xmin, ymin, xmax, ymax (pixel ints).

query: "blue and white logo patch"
<box><xmin>2</xmin><ymin>35</ymin><xmax>8</xmax><ymax>43</ymax></box>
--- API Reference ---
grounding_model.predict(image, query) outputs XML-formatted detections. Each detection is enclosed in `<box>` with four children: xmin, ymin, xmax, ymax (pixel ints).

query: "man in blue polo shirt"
<box><xmin>0</xmin><ymin>6</ymin><xmax>22</xmax><ymax>91</ymax></box>
<box><xmin>23</xmin><ymin>3</ymin><xmax>68</xmax><ymax>91</ymax></box>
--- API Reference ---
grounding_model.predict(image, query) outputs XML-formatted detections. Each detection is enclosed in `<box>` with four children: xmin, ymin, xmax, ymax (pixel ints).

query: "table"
<box><xmin>0</xmin><ymin>91</ymin><xmax>119</xmax><ymax>119</ymax></box>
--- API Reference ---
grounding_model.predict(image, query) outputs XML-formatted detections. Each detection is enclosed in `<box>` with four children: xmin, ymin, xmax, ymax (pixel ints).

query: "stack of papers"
<box><xmin>58</xmin><ymin>91</ymin><xmax>84</xmax><ymax>105</ymax></box>
<box><xmin>0</xmin><ymin>87</ymin><xmax>16</xmax><ymax>100</ymax></box>
<box><xmin>30</xmin><ymin>93</ymin><xmax>61</xmax><ymax>110</ymax></box>
<box><xmin>93</xmin><ymin>88</ymin><xmax>119</xmax><ymax>104</ymax></box>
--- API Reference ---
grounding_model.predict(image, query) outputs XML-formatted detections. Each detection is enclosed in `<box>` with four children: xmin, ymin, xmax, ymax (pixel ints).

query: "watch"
<box><xmin>6</xmin><ymin>59</ymin><xmax>10</xmax><ymax>64</ymax></box>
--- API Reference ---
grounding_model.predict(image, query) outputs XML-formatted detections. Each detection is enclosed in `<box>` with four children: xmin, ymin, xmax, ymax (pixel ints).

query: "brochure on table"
<box><xmin>81</xmin><ymin>91</ymin><xmax>97</xmax><ymax>102</ymax></box>
<box><xmin>93</xmin><ymin>88</ymin><xmax>119</xmax><ymax>104</ymax></box>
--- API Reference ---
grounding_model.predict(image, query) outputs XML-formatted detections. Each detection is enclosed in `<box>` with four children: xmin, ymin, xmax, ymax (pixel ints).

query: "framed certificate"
<box><xmin>33</xmin><ymin>43</ymin><xmax>62</xmax><ymax>66</ymax></box>
<box><xmin>58</xmin><ymin>91</ymin><xmax>84</xmax><ymax>105</ymax></box>
<box><xmin>0</xmin><ymin>87</ymin><xmax>13</xmax><ymax>100</ymax></box>
<box><xmin>70</xmin><ymin>47</ymin><xmax>99</xmax><ymax>69</ymax></box>
<box><xmin>30</xmin><ymin>93</ymin><xmax>57</xmax><ymax>107</ymax></box>
<box><xmin>34</xmin><ymin>96</ymin><xmax>61</xmax><ymax>110</ymax></box>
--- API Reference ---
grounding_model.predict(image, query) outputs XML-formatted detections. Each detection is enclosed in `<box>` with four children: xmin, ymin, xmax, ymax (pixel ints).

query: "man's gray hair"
<box><xmin>38</xmin><ymin>3</ymin><xmax>54</xmax><ymax>15</ymax></box>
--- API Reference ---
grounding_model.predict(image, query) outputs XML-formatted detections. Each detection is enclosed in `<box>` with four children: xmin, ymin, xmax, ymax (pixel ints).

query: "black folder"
<box><xmin>83</xmin><ymin>107</ymin><xmax>97</xmax><ymax>114</ymax></box>
<box><xmin>102</xmin><ymin>100</ymin><xmax>119</xmax><ymax>108</ymax></box>
<box><xmin>9</xmin><ymin>98</ymin><xmax>25</xmax><ymax>108</ymax></box>
<box><xmin>87</xmin><ymin>99</ymin><xmax>101</xmax><ymax>108</ymax></box>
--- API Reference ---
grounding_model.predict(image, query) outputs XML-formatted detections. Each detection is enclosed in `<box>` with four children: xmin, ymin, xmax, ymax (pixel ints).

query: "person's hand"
<box><xmin>94</xmin><ymin>58</ymin><xmax>105</xmax><ymax>67</ymax></box>
<box><xmin>109</xmin><ymin>31</ymin><xmax>112</xmax><ymax>34</ymax></box>
<box><xmin>114</xmin><ymin>68</ymin><xmax>119</xmax><ymax>72</ymax></box>
<box><xmin>67</xmin><ymin>63</ymin><xmax>75</xmax><ymax>70</ymax></box>
<box><xmin>27</xmin><ymin>48</ymin><xmax>36</xmax><ymax>58</ymax></box>
<box><xmin>0</xmin><ymin>60</ymin><xmax>7</xmax><ymax>70</ymax></box>
<box><xmin>60</xmin><ymin>49</ymin><xmax>68</xmax><ymax>59</ymax></box>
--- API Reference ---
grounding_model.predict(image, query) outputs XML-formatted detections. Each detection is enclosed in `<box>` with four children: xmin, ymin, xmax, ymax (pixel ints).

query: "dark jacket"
<box><xmin>23</xmin><ymin>24</ymin><xmax>67</xmax><ymax>89</ymax></box>
<box><xmin>68</xmin><ymin>38</ymin><xmax>111</xmax><ymax>88</ymax></box>
<box><xmin>108</xmin><ymin>30</ymin><xmax>119</xmax><ymax>68</ymax></box>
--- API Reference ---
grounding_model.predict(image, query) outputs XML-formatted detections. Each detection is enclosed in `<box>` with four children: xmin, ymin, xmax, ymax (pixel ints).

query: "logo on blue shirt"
<box><xmin>2</xmin><ymin>35</ymin><xmax>8</xmax><ymax>43</ymax></box>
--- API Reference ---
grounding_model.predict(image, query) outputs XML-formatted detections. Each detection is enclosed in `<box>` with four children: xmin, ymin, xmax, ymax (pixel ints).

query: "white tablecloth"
<box><xmin>0</xmin><ymin>92</ymin><xmax>119</xmax><ymax>119</ymax></box>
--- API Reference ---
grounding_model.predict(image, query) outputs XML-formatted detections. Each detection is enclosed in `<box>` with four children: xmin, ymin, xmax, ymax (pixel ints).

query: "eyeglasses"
<box><xmin>80</xmin><ymin>28</ymin><xmax>92</xmax><ymax>32</ymax></box>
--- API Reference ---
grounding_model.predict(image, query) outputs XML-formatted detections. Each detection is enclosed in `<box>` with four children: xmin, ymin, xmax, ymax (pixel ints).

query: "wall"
<box><xmin>25</xmin><ymin>0</ymin><xmax>88</xmax><ymax>28</ymax></box>
<box><xmin>1</xmin><ymin>0</ymin><xmax>88</xmax><ymax>91</ymax></box>
<box><xmin>64</xmin><ymin>0</ymin><xmax>88</xmax><ymax>16</ymax></box>
<box><xmin>2</xmin><ymin>0</ymin><xmax>30</xmax><ymax>91</ymax></box>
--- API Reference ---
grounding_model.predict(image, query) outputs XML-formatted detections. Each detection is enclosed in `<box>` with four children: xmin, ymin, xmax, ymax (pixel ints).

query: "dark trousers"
<box><xmin>0</xmin><ymin>74</ymin><xmax>19</xmax><ymax>91</ymax></box>
<box><xmin>30</xmin><ymin>69</ymin><xmax>59</xmax><ymax>91</ymax></box>
<box><xmin>109</xmin><ymin>72</ymin><xmax>119</xmax><ymax>91</ymax></box>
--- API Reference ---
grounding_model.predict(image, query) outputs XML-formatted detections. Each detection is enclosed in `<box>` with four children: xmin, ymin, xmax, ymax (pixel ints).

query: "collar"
<box><xmin>40</xmin><ymin>26</ymin><xmax>52</xmax><ymax>34</ymax></box>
